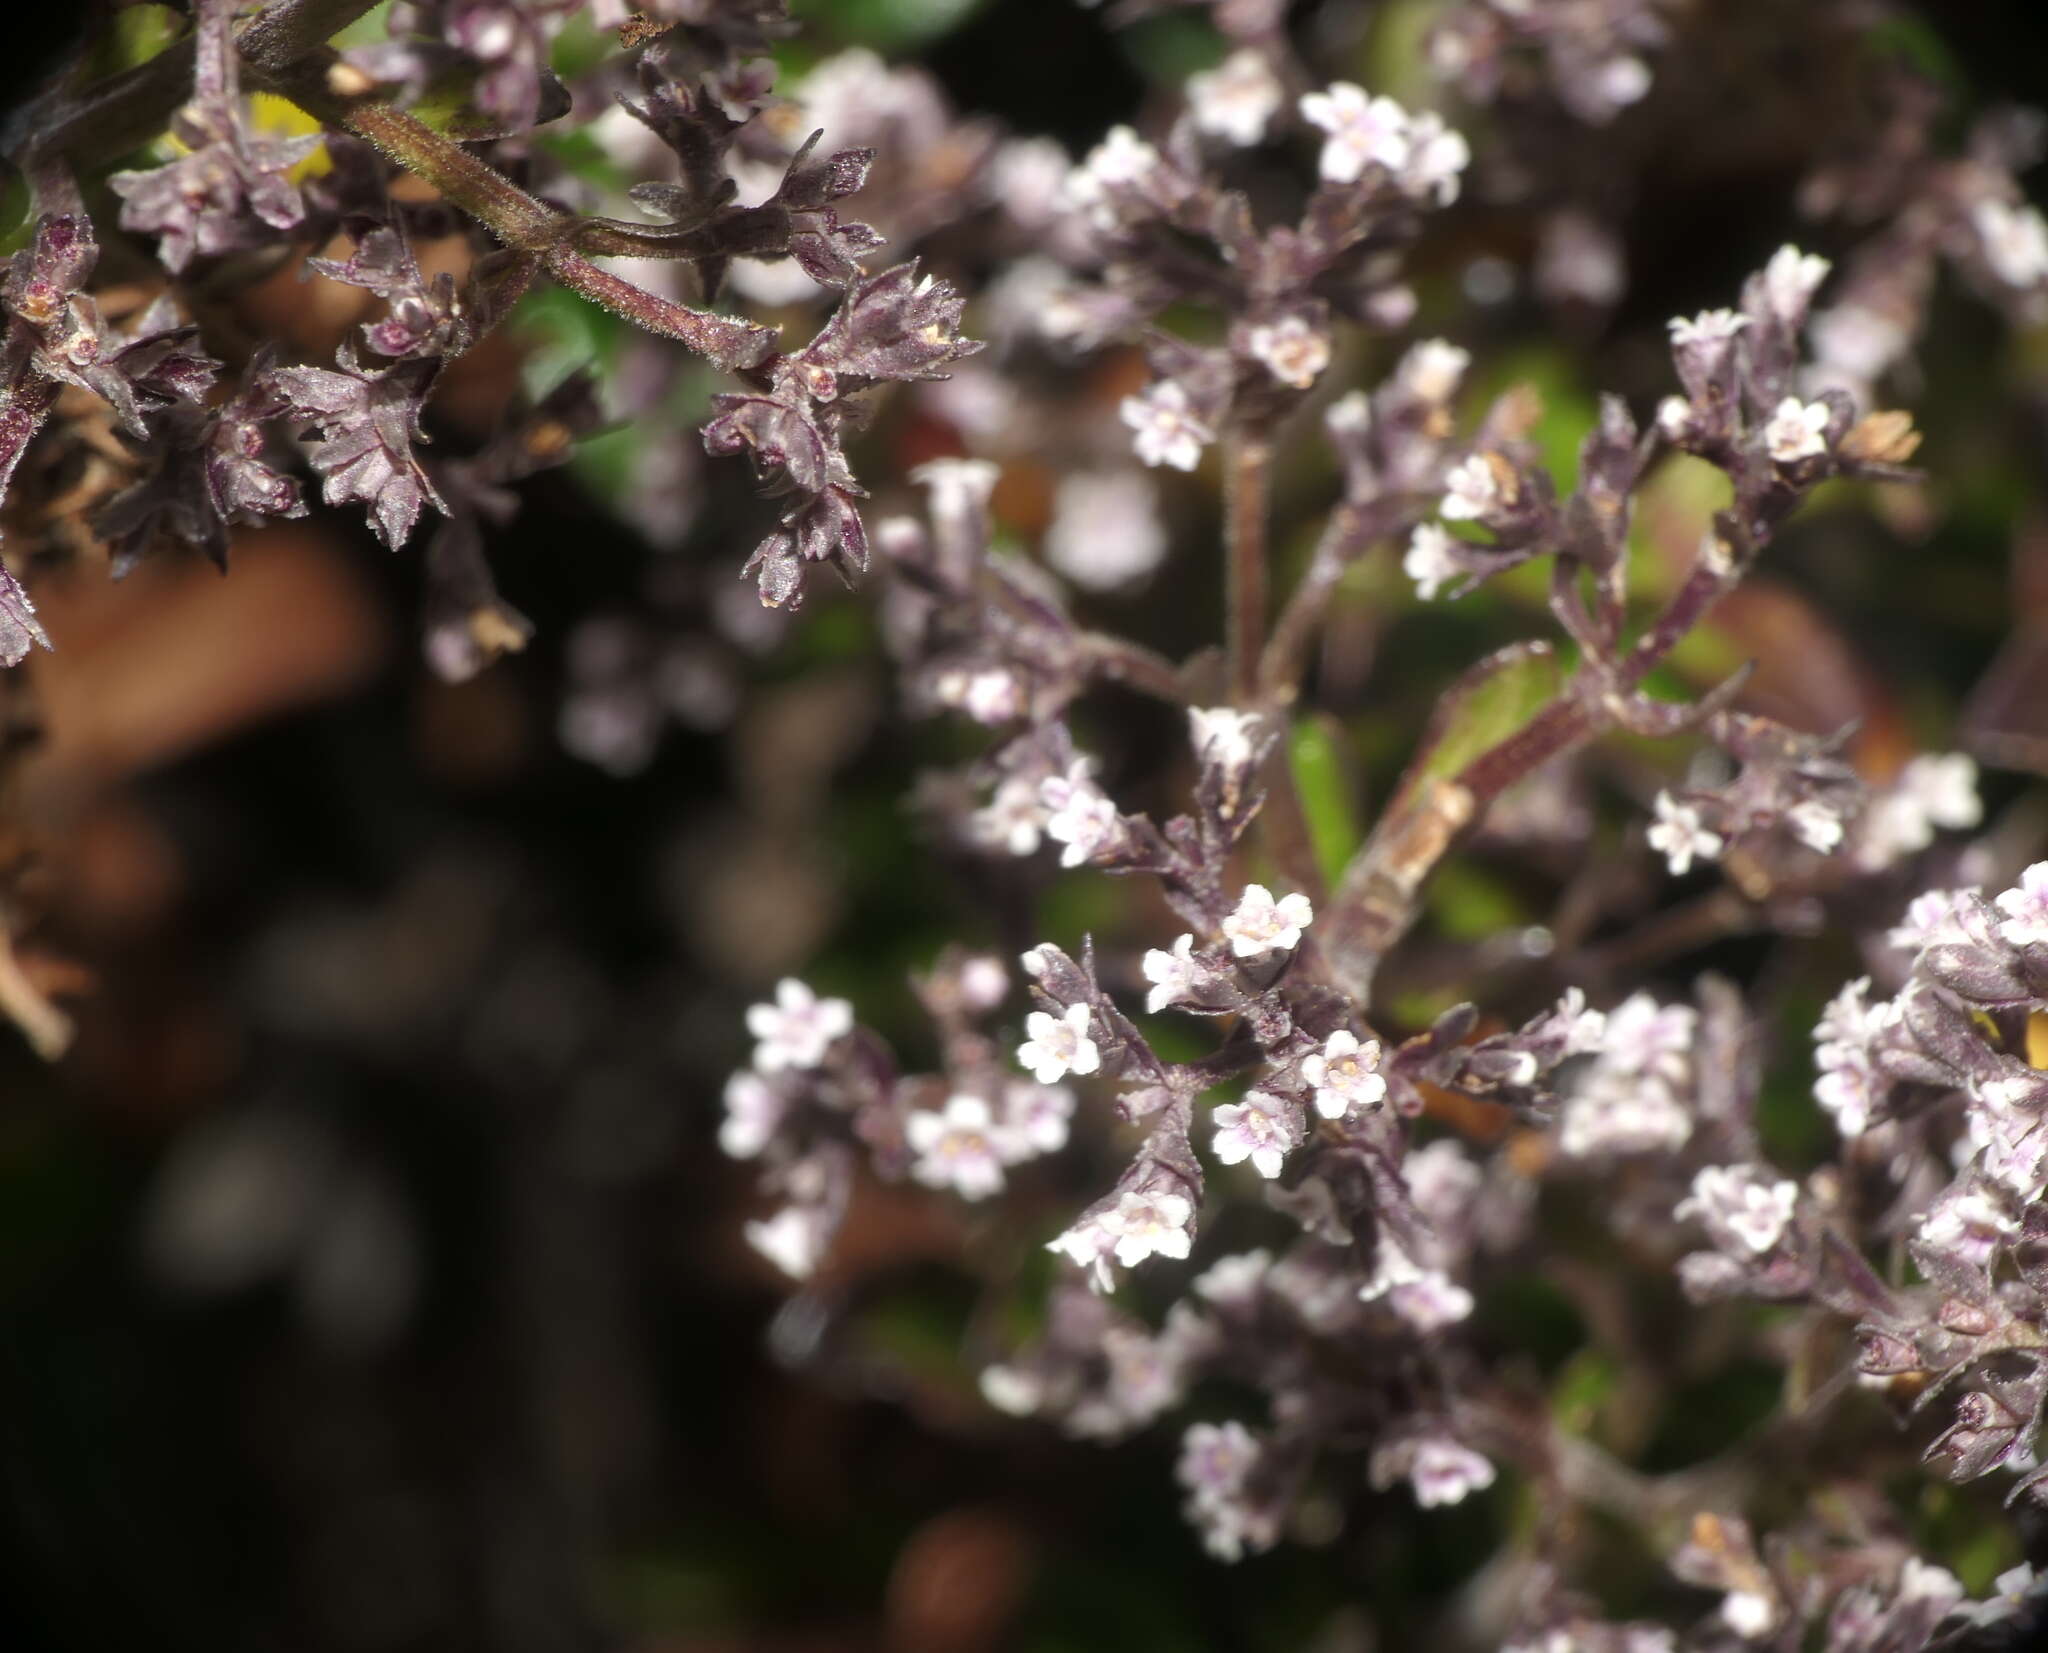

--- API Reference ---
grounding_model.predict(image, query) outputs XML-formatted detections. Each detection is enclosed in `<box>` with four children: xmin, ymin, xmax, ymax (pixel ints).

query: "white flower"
<box><xmin>1388</xmin><ymin>1271</ymin><xmax>1475</xmax><ymax>1332</ymax></box>
<box><xmin>1558</xmin><ymin>1071</ymin><xmax>1691</xmax><ymax>1158</ymax></box>
<box><xmin>1787</xmin><ymin>798</ymin><xmax>1844</xmax><ymax>854</ymax></box>
<box><xmin>1178</xmin><ymin>1417</ymin><xmax>1257</xmax><ymax>1505</ymax></box>
<box><xmin>1044</xmin><ymin>469</ymin><xmax>1167</xmax><ymax>589</ymax></box>
<box><xmin>719</xmin><ymin>1070</ymin><xmax>786</xmax><ymax>1159</ymax></box>
<box><xmin>1211</xmin><ymin>1091</ymin><xmax>1298</xmax><ymax>1178</ymax></box>
<box><xmin>1917</xmin><ymin>1183</ymin><xmax>2016</xmax><ymax>1269</ymax></box>
<box><xmin>1678</xmin><ymin>1163</ymin><xmax>1799</xmax><ymax>1254</ymax></box>
<box><xmin>1863</xmin><ymin>752</ymin><xmax>1981</xmax><ymax>863</ymax></box>
<box><xmin>1359</xmin><ymin>1233</ymin><xmax>1426</xmax><ymax>1300</ymax></box>
<box><xmin>1120</xmin><ymin>379</ymin><xmax>1214</xmax><ymax>472</ymax></box>
<box><xmin>1325</xmin><ymin>390</ymin><xmax>1372</xmax><ymax>436</ymax></box>
<box><xmin>1246</xmin><ymin>313</ymin><xmax>1330</xmax><ymax>389</ymax></box>
<box><xmin>1142</xmin><ymin>933</ymin><xmax>1203</xmax><ymax>1013</ymax></box>
<box><xmin>906</xmin><ymin>1094</ymin><xmax>1016</xmax><ymax>1200</ymax></box>
<box><xmin>1300</xmin><ymin>83</ymin><xmax>1411</xmax><ymax>183</ymax></box>
<box><xmin>1187</xmin><ymin>49</ymin><xmax>1282</xmax><ymax>146</ymax></box>
<box><xmin>1897</xmin><ymin>1557</ymin><xmax>1964</xmax><ymax>1610</ymax></box>
<box><xmin>1193</xmin><ymin>1248</ymin><xmax>1272</xmax><ymax>1308</ymax></box>
<box><xmin>1656</xmin><ymin>395</ymin><xmax>1695</xmax><ymax>442</ymax></box>
<box><xmin>1603</xmin><ymin>992</ymin><xmax>1697</xmax><ymax>1080</ymax></box>
<box><xmin>979</xmin><ymin>1363</ymin><xmax>1043</xmax><ymax>1415</ymax></box>
<box><xmin>1668</xmin><ymin>308</ymin><xmax>1749</xmax><ymax>346</ymax></box>
<box><xmin>1300</xmin><ymin>1029</ymin><xmax>1387</xmax><ymax>1119</ymax></box>
<box><xmin>1082</xmin><ymin>124</ymin><xmax>1159</xmax><ymax>185</ymax></box>
<box><xmin>1045</xmin><ymin>1212</ymin><xmax>1119</xmax><ymax>1291</ymax></box>
<box><xmin>1400</xmin><ymin>110</ymin><xmax>1470</xmax><ymax>206</ymax></box>
<box><xmin>1403</xmin><ymin>1138</ymin><xmax>1481</xmax><ymax>1225</ymax></box>
<box><xmin>1404</xmin><ymin>522</ymin><xmax>1464</xmax><ymax>599</ymax></box>
<box><xmin>1592</xmin><ymin>53</ymin><xmax>1652</xmax><ymax>111</ymax></box>
<box><xmin>1040</xmin><ymin>760</ymin><xmax>1122</xmax><ymax>867</ymax></box>
<box><xmin>1099</xmin><ymin>1188</ymin><xmax>1194</xmax><ymax>1267</ymax></box>
<box><xmin>1221</xmin><ymin>882</ymin><xmax>1314</xmax><ymax>957</ymax></box>
<box><xmin>957</xmin><ymin>954</ymin><xmax>1009</xmax><ymax>1011</ymax></box>
<box><xmin>1968</xmin><ymin>1104</ymin><xmax>2048</xmax><ymax>1199</ymax></box>
<box><xmin>1887</xmin><ymin>887</ymin><xmax>1977</xmax><ymax>954</ymax></box>
<box><xmin>1764</xmin><ymin>396</ymin><xmax>1831</xmax><ymax>463</ymax></box>
<box><xmin>1409</xmin><ymin>1438</ymin><xmax>1495</xmax><ymax>1507</ymax></box>
<box><xmin>1439</xmin><ymin>453</ymin><xmax>1500</xmax><ymax>521</ymax></box>
<box><xmin>973</xmin><ymin>774</ymin><xmax>1045</xmax><ymax>857</ymax></box>
<box><xmin>1063</xmin><ymin>125</ymin><xmax>1161</xmax><ymax>227</ymax></box>
<box><xmin>934</xmin><ymin>666</ymin><xmax>1023</xmax><ymax>724</ymax></box>
<box><xmin>746</xmin><ymin>978</ymin><xmax>854</xmax><ymax>1072</ymax></box>
<box><xmin>1813</xmin><ymin>977</ymin><xmax>1896</xmax><ymax>1137</ymax></box>
<box><xmin>1809</xmin><ymin>302</ymin><xmax>1907</xmax><ymax>387</ymax></box>
<box><xmin>1018</xmin><ymin>1002</ymin><xmax>1100</xmax><ymax>1084</ymax></box>
<box><xmin>1995</xmin><ymin>861</ymin><xmax>2048</xmax><ymax>950</ymax></box>
<box><xmin>985</xmin><ymin>137</ymin><xmax>1071</xmax><ymax>230</ymax></box>
<box><xmin>1189</xmin><ymin>706</ymin><xmax>1262</xmax><ymax>769</ymax></box>
<box><xmin>1721</xmin><ymin>1590</ymin><xmax>1776</xmax><ymax>1638</ymax></box>
<box><xmin>1001</xmin><ymin>1079</ymin><xmax>1075</xmax><ymax>1157</ymax></box>
<box><xmin>1647</xmin><ymin>790</ymin><xmax>1724</xmax><ymax>876</ymax></box>
<box><xmin>745</xmin><ymin>1206</ymin><xmax>826</xmax><ymax>1278</ymax></box>
<box><xmin>1962</xmin><ymin>1561</ymin><xmax>2045</xmax><ymax>1626</ymax></box>
<box><xmin>1975</xmin><ymin>197</ymin><xmax>2048</xmax><ymax>290</ymax></box>
<box><xmin>1399</xmin><ymin>338</ymin><xmax>1470</xmax><ymax>403</ymax></box>
<box><xmin>1762</xmin><ymin>244</ymin><xmax>1831</xmax><ymax>323</ymax></box>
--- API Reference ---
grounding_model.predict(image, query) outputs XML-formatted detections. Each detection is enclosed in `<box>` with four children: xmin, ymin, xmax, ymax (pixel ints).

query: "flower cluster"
<box><xmin>9</xmin><ymin>0</ymin><xmax>2048</xmax><ymax>1646</ymax></box>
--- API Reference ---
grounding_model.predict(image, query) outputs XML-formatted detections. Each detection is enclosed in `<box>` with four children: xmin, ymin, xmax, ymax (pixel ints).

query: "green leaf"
<box><xmin>1288</xmin><ymin>715</ymin><xmax>1362</xmax><ymax>890</ymax></box>
<box><xmin>1396</xmin><ymin>640</ymin><xmax>1566</xmax><ymax>806</ymax></box>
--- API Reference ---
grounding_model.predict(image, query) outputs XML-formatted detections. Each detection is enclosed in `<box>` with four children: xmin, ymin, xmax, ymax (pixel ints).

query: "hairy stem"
<box><xmin>1224</xmin><ymin>430</ymin><xmax>1273</xmax><ymax>707</ymax></box>
<box><xmin>1318</xmin><ymin>521</ymin><xmax>1764</xmax><ymax>1001</ymax></box>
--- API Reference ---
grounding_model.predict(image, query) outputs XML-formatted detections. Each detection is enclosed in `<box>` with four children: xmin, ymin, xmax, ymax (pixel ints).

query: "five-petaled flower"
<box><xmin>1189</xmin><ymin>706</ymin><xmax>1262</xmax><ymax>769</ymax></box>
<box><xmin>1764</xmin><ymin>396</ymin><xmax>1831</xmax><ymax>463</ymax></box>
<box><xmin>1408</xmin><ymin>1438</ymin><xmax>1495</xmax><ymax>1508</ymax></box>
<box><xmin>1018</xmin><ymin>1002</ymin><xmax>1101</xmax><ymax>1083</ymax></box>
<box><xmin>1439</xmin><ymin>454</ymin><xmax>1501</xmax><ymax>521</ymax></box>
<box><xmin>1211</xmin><ymin>1092</ymin><xmax>1297</xmax><ymax>1178</ymax></box>
<box><xmin>1405</xmin><ymin>522</ymin><xmax>1463</xmax><ymax>598</ymax></box>
<box><xmin>1099</xmin><ymin>1188</ymin><xmax>1195</xmax><ymax>1266</ymax></box>
<box><xmin>1301</xmin><ymin>1030</ymin><xmax>1387</xmax><ymax>1118</ymax></box>
<box><xmin>1121</xmin><ymin>379</ymin><xmax>1215</xmax><ymax>471</ymax></box>
<box><xmin>1187</xmin><ymin>49</ymin><xmax>1282</xmax><ymax>147</ymax></box>
<box><xmin>1762</xmin><ymin>244</ymin><xmax>1831</xmax><ymax>323</ymax></box>
<box><xmin>1994</xmin><ymin>860</ymin><xmax>2048</xmax><ymax>950</ymax></box>
<box><xmin>746</xmin><ymin>978</ymin><xmax>854</xmax><ymax>1071</ymax></box>
<box><xmin>1222</xmin><ymin>883</ymin><xmax>1314</xmax><ymax>957</ymax></box>
<box><xmin>1041</xmin><ymin>760</ymin><xmax>1122</xmax><ymax>866</ymax></box>
<box><xmin>1678</xmin><ymin>1163</ymin><xmax>1800</xmax><ymax>1254</ymax></box>
<box><xmin>1647</xmin><ymin>791</ymin><xmax>1724</xmax><ymax>876</ymax></box>
<box><xmin>1246</xmin><ymin>314</ymin><xmax>1331</xmax><ymax>389</ymax></box>
<box><xmin>1142</xmin><ymin>933</ymin><xmax>1204</xmax><ymax>1013</ymax></box>
<box><xmin>1300</xmin><ymin>83</ymin><xmax>1411</xmax><ymax>183</ymax></box>
<box><xmin>907</xmin><ymin>1093</ymin><xmax>1017</xmax><ymax>1200</ymax></box>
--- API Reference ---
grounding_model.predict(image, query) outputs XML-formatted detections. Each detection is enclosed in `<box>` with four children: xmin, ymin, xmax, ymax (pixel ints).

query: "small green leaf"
<box><xmin>1288</xmin><ymin>715</ymin><xmax>1362</xmax><ymax>890</ymax></box>
<box><xmin>1397</xmin><ymin>640</ymin><xmax>1566</xmax><ymax>805</ymax></box>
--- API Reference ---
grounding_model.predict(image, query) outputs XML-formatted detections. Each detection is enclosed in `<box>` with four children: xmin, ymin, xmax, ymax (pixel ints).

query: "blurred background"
<box><xmin>8</xmin><ymin>1</ymin><xmax>2048</xmax><ymax>1649</ymax></box>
